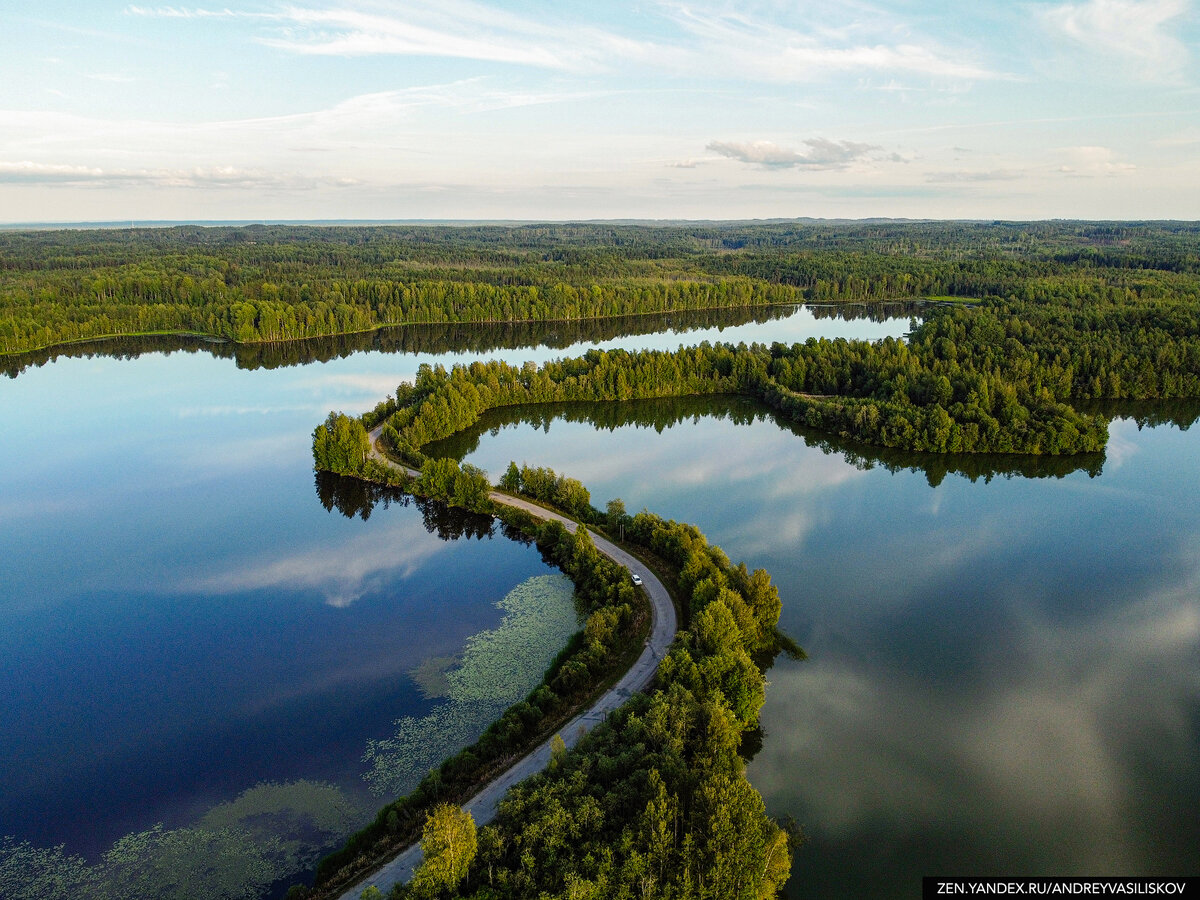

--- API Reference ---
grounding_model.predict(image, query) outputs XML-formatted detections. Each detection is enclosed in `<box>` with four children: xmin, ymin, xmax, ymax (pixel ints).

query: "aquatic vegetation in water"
<box><xmin>0</xmin><ymin>780</ymin><xmax>362</xmax><ymax>900</ymax></box>
<box><xmin>362</xmin><ymin>573</ymin><xmax>580</xmax><ymax>796</ymax></box>
<box><xmin>448</xmin><ymin>574</ymin><xmax>582</xmax><ymax>703</ymax></box>
<box><xmin>410</xmin><ymin>654</ymin><xmax>457</xmax><ymax>699</ymax></box>
<box><xmin>362</xmin><ymin>699</ymin><xmax>505</xmax><ymax>797</ymax></box>
<box><xmin>201</xmin><ymin>779</ymin><xmax>361</xmax><ymax>840</ymax></box>
<box><xmin>101</xmin><ymin>824</ymin><xmax>283</xmax><ymax>900</ymax></box>
<box><xmin>0</xmin><ymin>838</ymin><xmax>98</xmax><ymax>900</ymax></box>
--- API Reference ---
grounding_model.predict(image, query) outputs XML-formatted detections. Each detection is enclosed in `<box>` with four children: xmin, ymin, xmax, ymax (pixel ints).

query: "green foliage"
<box><xmin>441</xmin><ymin>502</ymin><xmax>794</xmax><ymax>900</ymax></box>
<box><xmin>313</xmin><ymin>411</ymin><xmax>371</xmax><ymax>474</ymax></box>
<box><xmin>6</xmin><ymin>220</ymin><xmax>1200</xmax><ymax>358</ymax></box>
<box><xmin>372</xmin><ymin>332</ymin><xmax>1121</xmax><ymax>458</ymax></box>
<box><xmin>498</xmin><ymin>461</ymin><xmax>520</xmax><ymax>492</ymax></box>
<box><xmin>605</xmin><ymin>497</ymin><xmax>629</xmax><ymax>536</ymax></box>
<box><xmin>549</xmin><ymin>734</ymin><xmax>568</xmax><ymax>772</ymax></box>
<box><xmin>276</xmin><ymin>226</ymin><xmax>1198</xmax><ymax>462</ymax></box>
<box><xmin>0</xmin><ymin>223</ymin><xmax>813</xmax><ymax>356</ymax></box>
<box><xmin>411</xmin><ymin>806</ymin><xmax>477</xmax><ymax>898</ymax></box>
<box><xmin>310</xmin><ymin>450</ymin><xmax>793</xmax><ymax>898</ymax></box>
<box><xmin>515</xmin><ymin>464</ymin><xmax>596</xmax><ymax>521</ymax></box>
<box><xmin>413</xmin><ymin>458</ymin><xmax>493</xmax><ymax>513</ymax></box>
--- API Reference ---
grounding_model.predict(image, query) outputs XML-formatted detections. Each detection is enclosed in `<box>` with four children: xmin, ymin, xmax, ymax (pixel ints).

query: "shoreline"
<box><xmin>325</xmin><ymin>430</ymin><xmax>678</xmax><ymax>898</ymax></box>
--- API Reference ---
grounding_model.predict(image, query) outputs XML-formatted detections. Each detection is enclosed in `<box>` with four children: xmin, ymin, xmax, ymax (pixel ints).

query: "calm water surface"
<box><xmin>441</xmin><ymin>397</ymin><xmax>1200</xmax><ymax>896</ymax></box>
<box><xmin>0</xmin><ymin>351</ymin><xmax>561</xmax><ymax>862</ymax></box>
<box><xmin>9</xmin><ymin>305</ymin><xmax>1193</xmax><ymax>897</ymax></box>
<box><xmin>0</xmin><ymin>304</ymin><xmax>909</xmax><ymax>894</ymax></box>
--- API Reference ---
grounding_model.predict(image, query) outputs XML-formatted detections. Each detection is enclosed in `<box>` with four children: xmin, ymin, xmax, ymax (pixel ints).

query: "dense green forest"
<box><xmin>3</xmin><ymin>220</ymin><xmax>1198</xmax><ymax>355</ymax></box>
<box><xmin>301</xmin><ymin>223</ymin><xmax>1195</xmax><ymax>458</ymax></box>
<box><xmin>364</xmin><ymin>285</ymin><xmax>1198</xmax><ymax>458</ymax></box>
<box><xmin>6</xmin><ymin>302</ymin><xmax>862</xmax><ymax>379</ymax></box>
<box><xmin>12</xmin><ymin>220</ymin><xmax>1192</xmax><ymax>455</ymax></box>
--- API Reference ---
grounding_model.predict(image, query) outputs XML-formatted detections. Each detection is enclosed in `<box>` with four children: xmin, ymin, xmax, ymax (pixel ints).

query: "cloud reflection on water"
<box><xmin>452</xmin><ymin>399</ymin><xmax>1200</xmax><ymax>887</ymax></box>
<box><xmin>183</xmin><ymin>517</ymin><xmax>446</xmax><ymax>607</ymax></box>
<box><xmin>750</xmin><ymin>559</ymin><xmax>1200</xmax><ymax>883</ymax></box>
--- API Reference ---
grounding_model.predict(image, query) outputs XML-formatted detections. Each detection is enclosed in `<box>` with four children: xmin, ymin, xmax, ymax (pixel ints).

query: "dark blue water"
<box><xmin>0</xmin><ymin>351</ymin><xmax>564</xmax><ymax>861</ymax></box>
<box><xmin>0</xmin><ymin>305</ymin><xmax>912</xmax><ymax>889</ymax></box>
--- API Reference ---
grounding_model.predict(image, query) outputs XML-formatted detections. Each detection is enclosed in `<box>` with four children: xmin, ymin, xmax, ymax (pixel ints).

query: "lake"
<box><xmin>2</xmin><ymin>303</ymin><xmax>1196</xmax><ymax>897</ymax></box>
<box><xmin>440</xmin><ymin>396</ymin><xmax>1200</xmax><ymax>895</ymax></box>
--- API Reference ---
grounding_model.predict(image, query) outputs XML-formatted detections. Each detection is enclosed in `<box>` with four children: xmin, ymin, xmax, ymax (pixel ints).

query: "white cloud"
<box><xmin>124</xmin><ymin>4</ymin><xmax>246</xmax><ymax>17</ymax></box>
<box><xmin>751</xmin><ymin>576</ymin><xmax>1200</xmax><ymax>865</ymax></box>
<box><xmin>925</xmin><ymin>168</ymin><xmax>1025</xmax><ymax>183</ymax></box>
<box><xmin>185</xmin><ymin>520</ymin><xmax>447</xmax><ymax>607</ymax></box>
<box><xmin>0</xmin><ymin>161</ymin><xmax>106</xmax><ymax>182</ymax></box>
<box><xmin>1</xmin><ymin>78</ymin><xmax>597</xmax><ymax>157</ymax></box>
<box><xmin>126</xmin><ymin>0</ymin><xmax>996</xmax><ymax>83</ymax></box>
<box><xmin>1058</xmin><ymin>145</ymin><xmax>1136</xmax><ymax>176</ymax></box>
<box><xmin>1103</xmin><ymin>419</ymin><xmax>1142</xmax><ymax>469</ymax></box>
<box><xmin>707</xmin><ymin>138</ymin><xmax>879</xmax><ymax>169</ymax></box>
<box><xmin>1041</xmin><ymin>0</ymin><xmax>1190</xmax><ymax>82</ymax></box>
<box><xmin>661</xmin><ymin>3</ymin><xmax>1000</xmax><ymax>82</ymax></box>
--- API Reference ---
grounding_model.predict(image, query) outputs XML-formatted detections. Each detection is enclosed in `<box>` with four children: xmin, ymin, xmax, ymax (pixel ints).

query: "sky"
<box><xmin>2</xmin><ymin>0</ymin><xmax>1198</xmax><ymax>222</ymax></box>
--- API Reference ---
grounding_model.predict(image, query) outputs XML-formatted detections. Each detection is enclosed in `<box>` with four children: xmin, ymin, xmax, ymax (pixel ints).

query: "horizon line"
<box><xmin>4</xmin><ymin>216</ymin><xmax>1200</xmax><ymax>231</ymax></box>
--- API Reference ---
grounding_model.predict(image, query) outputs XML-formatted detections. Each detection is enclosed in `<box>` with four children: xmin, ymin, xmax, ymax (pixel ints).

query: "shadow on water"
<box><xmin>1</xmin><ymin>301</ymin><xmax>922</xmax><ymax>378</ymax></box>
<box><xmin>314</xmin><ymin>470</ymin><xmax>501</xmax><ymax>541</ymax></box>
<box><xmin>425</xmin><ymin>394</ymin><xmax>1110</xmax><ymax>487</ymax></box>
<box><xmin>1074</xmin><ymin>397</ymin><xmax>1200</xmax><ymax>431</ymax></box>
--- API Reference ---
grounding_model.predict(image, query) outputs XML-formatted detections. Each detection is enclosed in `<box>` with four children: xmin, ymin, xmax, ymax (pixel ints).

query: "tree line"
<box><xmin>358</xmin><ymin>277</ymin><xmax>1199</xmax><ymax>457</ymax></box>
<box><xmin>4</xmin><ymin>220</ymin><xmax>1198</xmax><ymax>356</ymax></box>
<box><xmin>3</xmin><ymin>302</ymin><xmax>819</xmax><ymax>380</ymax></box>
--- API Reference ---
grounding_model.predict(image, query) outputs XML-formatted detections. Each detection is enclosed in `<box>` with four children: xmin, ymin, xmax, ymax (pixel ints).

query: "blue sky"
<box><xmin>2</xmin><ymin>0</ymin><xmax>1198</xmax><ymax>221</ymax></box>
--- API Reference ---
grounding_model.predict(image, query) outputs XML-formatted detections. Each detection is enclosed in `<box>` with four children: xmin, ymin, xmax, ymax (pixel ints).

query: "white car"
<box><xmin>631</xmin><ymin>573</ymin><xmax>643</xmax><ymax>586</ymax></box>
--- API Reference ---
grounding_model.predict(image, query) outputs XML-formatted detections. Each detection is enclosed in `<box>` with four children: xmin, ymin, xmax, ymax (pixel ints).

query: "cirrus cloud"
<box><xmin>0</xmin><ymin>160</ymin><xmax>358</xmax><ymax>190</ymax></box>
<box><xmin>1041</xmin><ymin>0</ymin><xmax>1191</xmax><ymax>82</ymax></box>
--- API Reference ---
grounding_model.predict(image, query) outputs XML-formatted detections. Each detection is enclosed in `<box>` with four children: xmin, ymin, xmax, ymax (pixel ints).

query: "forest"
<box><xmin>5</xmin><ymin>302</ymin><xmax>889</xmax><ymax>380</ymax></box>
<box><xmin>10</xmin><ymin>221</ymin><xmax>1196</xmax><ymax>456</ymax></box>
<box><xmin>422</xmin><ymin>394</ymin><xmax>1139</xmax><ymax>488</ymax></box>
<box><xmin>361</xmin><ymin>271</ymin><xmax>1199</xmax><ymax>458</ymax></box>
<box><xmin>3</xmin><ymin>220</ymin><xmax>1198</xmax><ymax>356</ymax></box>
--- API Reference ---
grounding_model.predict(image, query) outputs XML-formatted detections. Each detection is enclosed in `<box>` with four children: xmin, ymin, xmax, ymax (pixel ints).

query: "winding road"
<box><xmin>334</xmin><ymin>430</ymin><xmax>677</xmax><ymax>900</ymax></box>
